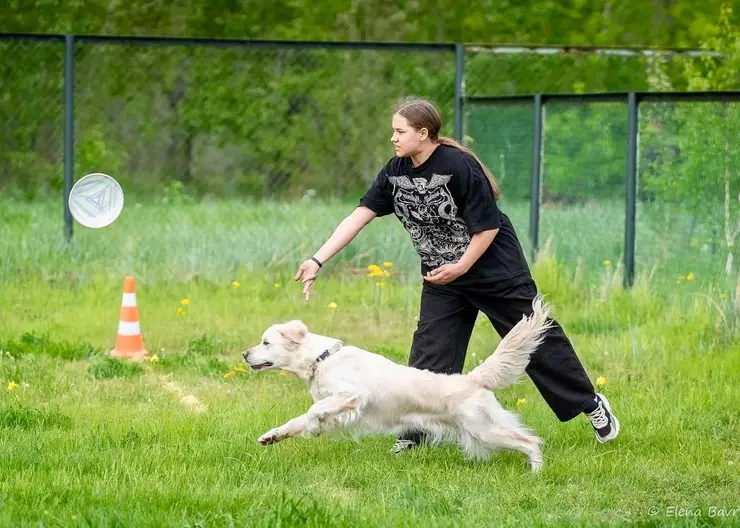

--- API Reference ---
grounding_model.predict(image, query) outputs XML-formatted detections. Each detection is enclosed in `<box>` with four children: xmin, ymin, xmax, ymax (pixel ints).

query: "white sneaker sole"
<box><xmin>390</xmin><ymin>440</ymin><xmax>417</xmax><ymax>454</ymax></box>
<box><xmin>594</xmin><ymin>393</ymin><xmax>620</xmax><ymax>443</ymax></box>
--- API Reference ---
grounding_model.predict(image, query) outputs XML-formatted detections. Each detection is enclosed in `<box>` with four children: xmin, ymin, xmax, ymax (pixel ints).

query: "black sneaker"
<box><xmin>390</xmin><ymin>432</ymin><xmax>424</xmax><ymax>454</ymax></box>
<box><xmin>585</xmin><ymin>393</ymin><xmax>620</xmax><ymax>443</ymax></box>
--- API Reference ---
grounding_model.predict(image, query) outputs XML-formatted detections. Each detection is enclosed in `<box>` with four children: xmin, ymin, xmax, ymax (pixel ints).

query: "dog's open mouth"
<box><xmin>250</xmin><ymin>362</ymin><xmax>273</xmax><ymax>371</ymax></box>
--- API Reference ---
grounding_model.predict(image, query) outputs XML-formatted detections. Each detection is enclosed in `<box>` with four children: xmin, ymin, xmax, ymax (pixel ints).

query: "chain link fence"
<box><xmin>1</xmin><ymin>35</ymin><xmax>459</xmax><ymax>203</ymax></box>
<box><xmin>538</xmin><ymin>101</ymin><xmax>627</xmax><ymax>286</ymax></box>
<box><xmin>3</xmin><ymin>34</ymin><xmax>738</xmax><ymax>292</ymax></box>
<box><xmin>463</xmin><ymin>101</ymin><xmax>533</xmax><ymax>257</ymax></box>
<box><xmin>72</xmin><ymin>40</ymin><xmax>457</xmax><ymax>200</ymax></box>
<box><xmin>461</xmin><ymin>46</ymin><xmax>707</xmax><ymax>281</ymax></box>
<box><xmin>638</xmin><ymin>100</ymin><xmax>740</xmax><ymax>294</ymax></box>
<box><xmin>465</xmin><ymin>94</ymin><xmax>740</xmax><ymax>297</ymax></box>
<box><xmin>1</xmin><ymin>35</ymin><xmax>712</xmax><ymax>200</ymax></box>
<box><xmin>0</xmin><ymin>37</ymin><xmax>65</xmax><ymax>199</ymax></box>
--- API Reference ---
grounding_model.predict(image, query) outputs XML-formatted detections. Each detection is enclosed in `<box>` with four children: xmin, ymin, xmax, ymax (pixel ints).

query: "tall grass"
<box><xmin>2</xmin><ymin>195</ymin><xmax>734</xmax><ymax>294</ymax></box>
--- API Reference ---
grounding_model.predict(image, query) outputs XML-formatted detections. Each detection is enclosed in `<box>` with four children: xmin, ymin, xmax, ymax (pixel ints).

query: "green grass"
<box><xmin>1</xmin><ymin>197</ymin><xmax>739</xmax><ymax>526</ymax></box>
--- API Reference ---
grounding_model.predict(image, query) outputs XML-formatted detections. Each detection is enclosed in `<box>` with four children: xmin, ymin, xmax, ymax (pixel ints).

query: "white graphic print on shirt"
<box><xmin>388</xmin><ymin>174</ymin><xmax>470</xmax><ymax>268</ymax></box>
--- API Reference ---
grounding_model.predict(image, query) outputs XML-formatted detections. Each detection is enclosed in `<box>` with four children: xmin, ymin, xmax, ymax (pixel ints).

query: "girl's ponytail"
<box><xmin>437</xmin><ymin>136</ymin><xmax>501</xmax><ymax>201</ymax></box>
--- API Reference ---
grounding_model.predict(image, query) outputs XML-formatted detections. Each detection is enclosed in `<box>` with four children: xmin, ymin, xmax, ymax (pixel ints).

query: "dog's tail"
<box><xmin>468</xmin><ymin>295</ymin><xmax>554</xmax><ymax>390</ymax></box>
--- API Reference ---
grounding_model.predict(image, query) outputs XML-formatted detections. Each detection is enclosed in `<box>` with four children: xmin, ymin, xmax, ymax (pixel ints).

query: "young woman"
<box><xmin>294</xmin><ymin>97</ymin><xmax>620</xmax><ymax>452</ymax></box>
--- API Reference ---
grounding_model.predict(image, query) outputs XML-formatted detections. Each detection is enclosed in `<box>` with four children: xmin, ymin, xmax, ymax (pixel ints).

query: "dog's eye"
<box><xmin>262</xmin><ymin>340</ymin><xmax>269</xmax><ymax>346</ymax></box>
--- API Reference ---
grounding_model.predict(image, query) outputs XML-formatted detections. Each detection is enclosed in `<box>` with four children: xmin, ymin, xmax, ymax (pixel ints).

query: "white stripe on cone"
<box><xmin>118</xmin><ymin>321</ymin><xmax>141</xmax><ymax>336</ymax></box>
<box><xmin>122</xmin><ymin>293</ymin><xmax>137</xmax><ymax>307</ymax></box>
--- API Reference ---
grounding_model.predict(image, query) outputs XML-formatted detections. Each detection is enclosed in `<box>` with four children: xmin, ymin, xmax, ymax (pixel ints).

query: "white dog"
<box><xmin>243</xmin><ymin>296</ymin><xmax>554</xmax><ymax>472</ymax></box>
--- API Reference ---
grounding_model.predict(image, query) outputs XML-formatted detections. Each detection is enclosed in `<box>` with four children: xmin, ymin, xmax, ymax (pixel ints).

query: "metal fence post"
<box><xmin>530</xmin><ymin>94</ymin><xmax>543</xmax><ymax>263</ymax></box>
<box><xmin>454</xmin><ymin>43</ymin><xmax>464</xmax><ymax>143</ymax></box>
<box><xmin>624</xmin><ymin>91</ymin><xmax>638</xmax><ymax>288</ymax></box>
<box><xmin>64</xmin><ymin>34</ymin><xmax>75</xmax><ymax>242</ymax></box>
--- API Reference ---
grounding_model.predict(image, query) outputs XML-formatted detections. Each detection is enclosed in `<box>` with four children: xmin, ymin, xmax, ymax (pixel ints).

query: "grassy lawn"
<box><xmin>1</xmin><ymin>198</ymin><xmax>738</xmax><ymax>526</ymax></box>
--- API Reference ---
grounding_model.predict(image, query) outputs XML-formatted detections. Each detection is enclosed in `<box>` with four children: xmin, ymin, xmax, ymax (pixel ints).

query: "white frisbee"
<box><xmin>68</xmin><ymin>173</ymin><xmax>124</xmax><ymax>228</ymax></box>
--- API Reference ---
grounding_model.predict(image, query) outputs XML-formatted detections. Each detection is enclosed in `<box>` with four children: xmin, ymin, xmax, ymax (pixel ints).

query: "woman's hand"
<box><xmin>294</xmin><ymin>259</ymin><xmax>321</xmax><ymax>301</ymax></box>
<box><xmin>423</xmin><ymin>263</ymin><xmax>467</xmax><ymax>285</ymax></box>
<box><xmin>291</xmin><ymin>206</ymin><xmax>377</xmax><ymax>302</ymax></box>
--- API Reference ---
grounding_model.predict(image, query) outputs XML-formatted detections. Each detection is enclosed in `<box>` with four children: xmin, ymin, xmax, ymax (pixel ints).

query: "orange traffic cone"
<box><xmin>110</xmin><ymin>275</ymin><xmax>148</xmax><ymax>360</ymax></box>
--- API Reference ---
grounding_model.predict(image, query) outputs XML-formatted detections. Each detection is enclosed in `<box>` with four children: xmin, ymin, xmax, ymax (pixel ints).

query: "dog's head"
<box><xmin>242</xmin><ymin>320</ymin><xmax>308</xmax><ymax>372</ymax></box>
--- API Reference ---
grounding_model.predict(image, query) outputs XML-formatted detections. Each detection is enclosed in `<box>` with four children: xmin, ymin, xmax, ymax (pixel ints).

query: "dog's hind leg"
<box><xmin>458</xmin><ymin>401</ymin><xmax>544</xmax><ymax>472</ymax></box>
<box><xmin>258</xmin><ymin>394</ymin><xmax>360</xmax><ymax>446</ymax></box>
<box><xmin>477</xmin><ymin>428</ymin><xmax>544</xmax><ymax>473</ymax></box>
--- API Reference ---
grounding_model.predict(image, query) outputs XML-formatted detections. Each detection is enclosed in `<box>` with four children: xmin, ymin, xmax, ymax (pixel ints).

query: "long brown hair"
<box><xmin>393</xmin><ymin>96</ymin><xmax>501</xmax><ymax>201</ymax></box>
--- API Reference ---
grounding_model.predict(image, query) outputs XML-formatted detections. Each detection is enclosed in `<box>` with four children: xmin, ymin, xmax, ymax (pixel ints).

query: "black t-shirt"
<box><xmin>359</xmin><ymin>144</ymin><xmax>531</xmax><ymax>285</ymax></box>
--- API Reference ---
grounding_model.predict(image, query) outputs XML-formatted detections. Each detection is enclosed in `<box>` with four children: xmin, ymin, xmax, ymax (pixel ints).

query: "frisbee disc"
<box><xmin>68</xmin><ymin>173</ymin><xmax>124</xmax><ymax>228</ymax></box>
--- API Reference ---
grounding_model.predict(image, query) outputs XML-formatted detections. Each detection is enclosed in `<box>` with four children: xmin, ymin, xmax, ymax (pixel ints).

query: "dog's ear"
<box><xmin>278</xmin><ymin>320</ymin><xmax>308</xmax><ymax>347</ymax></box>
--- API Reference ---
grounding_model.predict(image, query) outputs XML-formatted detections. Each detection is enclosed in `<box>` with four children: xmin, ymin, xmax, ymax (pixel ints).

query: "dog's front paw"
<box><xmin>258</xmin><ymin>429</ymin><xmax>282</xmax><ymax>445</ymax></box>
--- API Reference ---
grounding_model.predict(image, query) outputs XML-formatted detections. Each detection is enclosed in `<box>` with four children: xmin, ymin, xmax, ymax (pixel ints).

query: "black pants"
<box><xmin>409</xmin><ymin>275</ymin><xmax>596</xmax><ymax>422</ymax></box>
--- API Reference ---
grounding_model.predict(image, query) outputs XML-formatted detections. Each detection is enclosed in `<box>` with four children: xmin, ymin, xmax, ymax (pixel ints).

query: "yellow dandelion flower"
<box><xmin>383</xmin><ymin>270</ymin><xmax>391</xmax><ymax>277</ymax></box>
<box><xmin>516</xmin><ymin>398</ymin><xmax>527</xmax><ymax>406</ymax></box>
<box><xmin>367</xmin><ymin>264</ymin><xmax>384</xmax><ymax>277</ymax></box>
<box><xmin>280</xmin><ymin>371</ymin><xmax>288</xmax><ymax>377</ymax></box>
<box><xmin>149</xmin><ymin>354</ymin><xmax>160</xmax><ymax>363</ymax></box>
<box><xmin>234</xmin><ymin>365</ymin><xmax>246</xmax><ymax>373</ymax></box>
<box><xmin>180</xmin><ymin>298</ymin><xmax>190</xmax><ymax>306</ymax></box>
<box><xmin>603</xmin><ymin>260</ymin><xmax>612</xmax><ymax>268</ymax></box>
<box><xmin>7</xmin><ymin>381</ymin><xmax>19</xmax><ymax>392</ymax></box>
<box><xmin>224</xmin><ymin>371</ymin><xmax>236</xmax><ymax>379</ymax></box>
<box><xmin>176</xmin><ymin>308</ymin><xmax>187</xmax><ymax>316</ymax></box>
<box><xmin>377</xmin><ymin>281</ymin><xmax>386</xmax><ymax>288</ymax></box>
<box><xmin>383</xmin><ymin>262</ymin><xmax>393</xmax><ymax>268</ymax></box>
<box><xmin>327</xmin><ymin>302</ymin><xmax>338</xmax><ymax>309</ymax></box>
<box><xmin>232</xmin><ymin>280</ymin><xmax>241</xmax><ymax>288</ymax></box>
<box><xmin>596</xmin><ymin>376</ymin><xmax>607</xmax><ymax>387</ymax></box>
<box><xmin>686</xmin><ymin>272</ymin><xmax>695</xmax><ymax>281</ymax></box>
<box><xmin>273</xmin><ymin>282</ymin><xmax>280</xmax><ymax>289</ymax></box>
